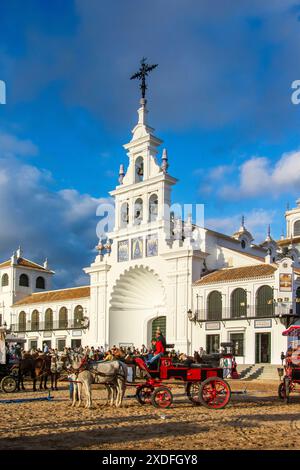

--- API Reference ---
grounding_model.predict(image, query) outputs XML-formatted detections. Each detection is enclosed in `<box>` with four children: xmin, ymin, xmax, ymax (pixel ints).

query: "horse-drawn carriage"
<box><xmin>278</xmin><ymin>324</ymin><xmax>300</xmax><ymax>403</ymax></box>
<box><xmin>0</xmin><ymin>363</ymin><xmax>18</xmax><ymax>393</ymax></box>
<box><xmin>132</xmin><ymin>348</ymin><xmax>232</xmax><ymax>409</ymax></box>
<box><xmin>0</xmin><ymin>329</ymin><xmax>21</xmax><ymax>393</ymax></box>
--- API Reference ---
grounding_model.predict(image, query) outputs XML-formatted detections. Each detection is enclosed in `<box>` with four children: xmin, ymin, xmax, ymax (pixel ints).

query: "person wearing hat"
<box><xmin>147</xmin><ymin>331</ymin><xmax>166</xmax><ymax>367</ymax></box>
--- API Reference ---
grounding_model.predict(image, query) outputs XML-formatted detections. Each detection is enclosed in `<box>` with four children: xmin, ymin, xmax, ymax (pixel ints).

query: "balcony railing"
<box><xmin>193</xmin><ymin>303</ymin><xmax>296</xmax><ymax>322</ymax></box>
<box><xmin>10</xmin><ymin>319</ymin><xmax>89</xmax><ymax>333</ymax></box>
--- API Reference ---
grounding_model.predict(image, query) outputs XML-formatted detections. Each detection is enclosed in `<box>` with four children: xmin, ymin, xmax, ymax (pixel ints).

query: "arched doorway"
<box><xmin>231</xmin><ymin>288</ymin><xmax>247</xmax><ymax>318</ymax></box>
<box><xmin>109</xmin><ymin>266</ymin><xmax>166</xmax><ymax>348</ymax></box>
<box><xmin>151</xmin><ymin>316</ymin><xmax>166</xmax><ymax>340</ymax></box>
<box><xmin>207</xmin><ymin>291</ymin><xmax>222</xmax><ymax>320</ymax></box>
<box><xmin>256</xmin><ymin>285</ymin><xmax>274</xmax><ymax>317</ymax></box>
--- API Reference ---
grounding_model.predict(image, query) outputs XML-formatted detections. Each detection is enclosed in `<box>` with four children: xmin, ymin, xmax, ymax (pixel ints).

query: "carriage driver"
<box><xmin>146</xmin><ymin>331</ymin><xmax>166</xmax><ymax>367</ymax></box>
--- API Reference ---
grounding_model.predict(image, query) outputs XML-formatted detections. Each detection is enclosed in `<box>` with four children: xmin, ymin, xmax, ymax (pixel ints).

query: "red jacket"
<box><xmin>155</xmin><ymin>340</ymin><xmax>165</xmax><ymax>355</ymax></box>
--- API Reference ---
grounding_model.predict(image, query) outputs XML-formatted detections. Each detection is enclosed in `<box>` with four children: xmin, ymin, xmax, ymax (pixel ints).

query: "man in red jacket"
<box><xmin>147</xmin><ymin>332</ymin><xmax>166</xmax><ymax>367</ymax></box>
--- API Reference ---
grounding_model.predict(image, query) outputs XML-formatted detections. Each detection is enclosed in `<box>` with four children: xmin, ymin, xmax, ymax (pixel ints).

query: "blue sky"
<box><xmin>1</xmin><ymin>0</ymin><xmax>300</xmax><ymax>287</ymax></box>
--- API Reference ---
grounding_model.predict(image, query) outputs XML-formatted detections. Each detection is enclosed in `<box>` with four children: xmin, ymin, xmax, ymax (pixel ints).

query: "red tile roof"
<box><xmin>194</xmin><ymin>264</ymin><xmax>277</xmax><ymax>285</ymax></box>
<box><xmin>13</xmin><ymin>286</ymin><xmax>90</xmax><ymax>306</ymax></box>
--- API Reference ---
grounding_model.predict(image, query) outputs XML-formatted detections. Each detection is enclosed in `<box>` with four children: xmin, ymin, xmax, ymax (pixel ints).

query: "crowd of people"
<box><xmin>5</xmin><ymin>343</ymin><xmax>22</xmax><ymax>364</ymax></box>
<box><xmin>4</xmin><ymin>328</ymin><xmax>237</xmax><ymax>378</ymax></box>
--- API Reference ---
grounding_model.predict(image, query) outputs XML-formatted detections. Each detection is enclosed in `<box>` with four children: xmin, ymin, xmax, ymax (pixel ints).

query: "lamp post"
<box><xmin>187</xmin><ymin>309</ymin><xmax>194</xmax><ymax>321</ymax></box>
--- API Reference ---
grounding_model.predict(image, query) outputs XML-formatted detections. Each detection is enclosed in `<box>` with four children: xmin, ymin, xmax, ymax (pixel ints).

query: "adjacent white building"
<box><xmin>0</xmin><ymin>97</ymin><xmax>300</xmax><ymax>365</ymax></box>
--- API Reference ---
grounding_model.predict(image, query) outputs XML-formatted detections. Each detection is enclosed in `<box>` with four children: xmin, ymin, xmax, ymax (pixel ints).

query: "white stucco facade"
<box><xmin>1</xmin><ymin>98</ymin><xmax>300</xmax><ymax>365</ymax></box>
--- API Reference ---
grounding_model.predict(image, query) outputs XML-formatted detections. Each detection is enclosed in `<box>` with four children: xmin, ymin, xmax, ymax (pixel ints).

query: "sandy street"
<box><xmin>0</xmin><ymin>380</ymin><xmax>299</xmax><ymax>450</ymax></box>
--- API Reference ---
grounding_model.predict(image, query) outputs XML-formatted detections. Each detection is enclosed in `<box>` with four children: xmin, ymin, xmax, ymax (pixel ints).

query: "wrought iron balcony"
<box><xmin>191</xmin><ymin>302</ymin><xmax>297</xmax><ymax>322</ymax></box>
<box><xmin>10</xmin><ymin>318</ymin><xmax>89</xmax><ymax>333</ymax></box>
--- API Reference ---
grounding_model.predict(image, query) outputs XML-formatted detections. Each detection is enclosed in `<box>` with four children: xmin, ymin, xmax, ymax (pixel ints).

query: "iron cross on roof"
<box><xmin>130</xmin><ymin>58</ymin><xmax>158</xmax><ymax>99</ymax></box>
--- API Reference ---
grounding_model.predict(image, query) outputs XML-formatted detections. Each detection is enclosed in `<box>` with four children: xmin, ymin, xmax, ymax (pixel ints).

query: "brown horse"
<box><xmin>17</xmin><ymin>353</ymin><xmax>51</xmax><ymax>391</ymax></box>
<box><xmin>17</xmin><ymin>353</ymin><xmax>36</xmax><ymax>391</ymax></box>
<box><xmin>35</xmin><ymin>354</ymin><xmax>51</xmax><ymax>389</ymax></box>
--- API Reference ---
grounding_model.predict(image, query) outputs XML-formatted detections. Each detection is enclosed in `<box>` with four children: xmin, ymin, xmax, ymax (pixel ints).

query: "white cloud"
<box><xmin>219</xmin><ymin>150</ymin><xmax>300</xmax><ymax>199</ymax></box>
<box><xmin>0</xmin><ymin>132</ymin><xmax>110</xmax><ymax>288</ymax></box>
<box><xmin>209</xmin><ymin>165</ymin><xmax>234</xmax><ymax>181</ymax></box>
<box><xmin>197</xmin><ymin>164</ymin><xmax>236</xmax><ymax>196</ymax></box>
<box><xmin>0</xmin><ymin>132</ymin><xmax>38</xmax><ymax>158</ymax></box>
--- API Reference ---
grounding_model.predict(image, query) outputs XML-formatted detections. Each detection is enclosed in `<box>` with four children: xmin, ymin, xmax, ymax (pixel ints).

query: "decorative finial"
<box><xmin>161</xmin><ymin>148</ymin><xmax>169</xmax><ymax>173</ymax></box>
<box><xmin>11</xmin><ymin>251</ymin><xmax>17</xmax><ymax>265</ymax></box>
<box><xmin>130</xmin><ymin>58</ymin><xmax>158</xmax><ymax>100</ymax></box>
<box><xmin>281</xmin><ymin>228</ymin><xmax>285</xmax><ymax>240</ymax></box>
<box><xmin>43</xmin><ymin>258</ymin><xmax>49</xmax><ymax>270</ymax></box>
<box><xmin>265</xmin><ymin>224</ymin><xmax>272</xmax><ymax>242</ymax></box>
<box><xmin>118</xmin><ymin>164</ymin><xmax>125</xmax><ymax>184</ymax></box>
<box><xmin>241</xmin><ymin>215</ymin><xmax>245</xmax><ymax>228</ymax></box>
<box><xmin>16</xmin><ymin>246</ymin><xmax>22</xmax><ymax>259</ymax></box>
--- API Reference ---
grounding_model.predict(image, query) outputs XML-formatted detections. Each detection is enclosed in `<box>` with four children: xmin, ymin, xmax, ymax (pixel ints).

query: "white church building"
<box><xmin>0</xmin><ymin>96</ymin><xmax>300</xmax><ymax>365</ymax></box>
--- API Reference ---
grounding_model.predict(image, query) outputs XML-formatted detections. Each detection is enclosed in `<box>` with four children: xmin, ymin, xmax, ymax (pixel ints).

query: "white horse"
<box><xmin>90</xmin><ymin>360</ymin><xmax>128</xmax><ymax>408</ymax></box>
<box><xmin>71</xmin><ymin>369</ymin><xmax>93</xmax><ymax>409</ymax></box>
<box><xmin>69</xmin><ymin>357</ymin><xmax>127</xmax><ymax>408</ymax></box>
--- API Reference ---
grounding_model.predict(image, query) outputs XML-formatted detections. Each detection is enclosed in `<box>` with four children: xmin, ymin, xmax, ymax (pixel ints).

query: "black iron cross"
<box><xmin>130</xmin><ymin>58</ymin><xmax>158</xmax><ymax>99</ymax></box>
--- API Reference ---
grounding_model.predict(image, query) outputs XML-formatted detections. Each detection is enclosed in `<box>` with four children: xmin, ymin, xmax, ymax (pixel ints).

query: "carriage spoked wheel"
<box><xmin>135</xmin><ymin>384</ymin><xmax>154</xmax><ymax>405</ymax></box>
<box><xmin>0</xmin><ymin>376</ymin><xmax>17</xmax><ymax>393</ymax></box>
<box><xmin>199</xmin><ymin>377</ymin><xmax>231</xmax><ymax>409</ymax></box>
<box><xmin>151</xmin><ymin>386</ymin><xmax>173</xmax><ymax>409</ymax></box>
<box><xmin>186</xmin><ymin>382</ymin><xmax>201</xmax><ymax>405</ymax></box>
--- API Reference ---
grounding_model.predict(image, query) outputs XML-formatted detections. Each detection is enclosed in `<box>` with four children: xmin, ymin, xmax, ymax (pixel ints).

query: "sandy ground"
<box><xmin>0</xmin><ymin>379</ymin><xmax>299</xmax><ymax>450</ymax></box>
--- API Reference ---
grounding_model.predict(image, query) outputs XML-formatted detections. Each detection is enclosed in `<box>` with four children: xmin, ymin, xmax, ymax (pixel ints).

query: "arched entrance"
<box><xmin>151</xmin><ymin>316</ymin><xmax>166</xmax><ymax>340</ymax></box>
<box><xmin>109</xmin><ymin>266</ymin><xmax>166</xmax><ymax>348</ymax></box>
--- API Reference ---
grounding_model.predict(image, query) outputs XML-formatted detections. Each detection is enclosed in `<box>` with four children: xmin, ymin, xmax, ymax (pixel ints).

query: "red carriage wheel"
<box><xmin>186</xmin><ymin>382</ymin><xmax>201</xmax><ymax>405</ymax></box>
<box><xmin>199</xmin><ymin>377</ymin><xmax>231</xmax><ymax>409</ymax></box>
<box><xmin>151</xmin><ymin>386</ymin><xmax>173</xmax><ymax>409</ymax></box>
<box><xmin>135</xmin><ymin>384</ymin><xmax>154</xmax><ymax>405</ymax></box>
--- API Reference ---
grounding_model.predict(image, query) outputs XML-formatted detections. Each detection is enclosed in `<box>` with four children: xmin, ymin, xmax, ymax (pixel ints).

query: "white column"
<box><xmin>85</xmin><ymin>261</ymin><xmax>111</xmax><ymax>348</ymax></box>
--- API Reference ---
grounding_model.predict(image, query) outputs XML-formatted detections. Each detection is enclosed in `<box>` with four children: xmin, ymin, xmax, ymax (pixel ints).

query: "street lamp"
<box><xmin>187</xmin><ymin>309</ymin><xmax>194</xmax><ymax>321</ymax></box>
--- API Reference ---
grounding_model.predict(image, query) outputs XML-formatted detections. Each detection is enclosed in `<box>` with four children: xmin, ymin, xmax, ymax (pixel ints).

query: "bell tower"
<box><xmin>110</xmin><ymin>98</ymin><xmax>177</xmax><ymax>243</ymax></box>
